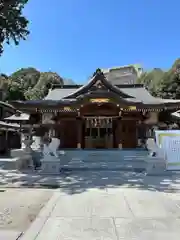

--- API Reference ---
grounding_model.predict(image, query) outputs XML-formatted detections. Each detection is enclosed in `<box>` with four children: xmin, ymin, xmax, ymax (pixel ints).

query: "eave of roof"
<box><xmin>0</xmin><ymin>121</ymin><xmax>20</xmax><ymax>129</ymax></box>
<box><xmin>15</xmin><ymin>99</ymin><xmax>76</xmax><ymax>104</ymax></box>
<box><xmin>4</xmin><ymin>113</ymin><xmax>30</xmax><ymax>121</ymax></box>
<box><xmin>0</xmin><ymin>101</ymin><xmax>15</xmax><ymax>110</ymax></box>
<box><xmin>171</xmin><ymin>111</ymin><xmax>180</xmax><ymax>119</ymax></box>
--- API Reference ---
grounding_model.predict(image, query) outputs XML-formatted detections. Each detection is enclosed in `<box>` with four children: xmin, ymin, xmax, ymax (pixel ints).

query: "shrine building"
<box><xmin>10</xmin><ymin>68</ymin><xmax>180</xmax><ymax>150</ymax></box>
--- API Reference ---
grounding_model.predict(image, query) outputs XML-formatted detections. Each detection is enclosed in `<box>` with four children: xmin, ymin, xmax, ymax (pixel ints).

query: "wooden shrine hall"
<box><xmin>10</xmin><ymin>68</ymin><xmax>180</xmax><ymax>149</ymax></box>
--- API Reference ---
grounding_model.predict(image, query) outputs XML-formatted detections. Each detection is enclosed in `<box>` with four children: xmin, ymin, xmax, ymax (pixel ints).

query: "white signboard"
<box><xmin>161</xmin><ymin>136</ymin><xmax>180</xmax><ymax>170</ymax></box>
<box><xmin>155</xmin><ymin>130</ymin><xmax>180</xmax><ymax>148</ymax></box>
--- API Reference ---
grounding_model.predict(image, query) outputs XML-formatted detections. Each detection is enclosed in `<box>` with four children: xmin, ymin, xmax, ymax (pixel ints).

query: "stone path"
<box><xmin>0</xmin><ymin>188</ymin><xmax>52</xmax><ymax>240</ymax></box>
<box><xmin>20</xmin><ymin>171</ymin><xmax>180</xmax><ymax>240</ymax></box>
<box><xmin>0</xmin><ymin>230</ymin><xmax>23</xmax><ymax>240</ymax></box>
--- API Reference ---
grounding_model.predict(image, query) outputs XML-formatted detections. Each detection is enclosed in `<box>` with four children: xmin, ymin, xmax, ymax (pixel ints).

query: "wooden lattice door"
<box><xmin>121</xmin><ymin>120</ymin><xmax>137</xmax><ymax>149</ymax></box>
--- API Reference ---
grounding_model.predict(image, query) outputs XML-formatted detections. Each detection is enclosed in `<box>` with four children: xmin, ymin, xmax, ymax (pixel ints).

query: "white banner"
<box><xmin>161</xmin><ymin>136</ymin><xmax>180</xmax><ymax>170</ymax></box>
<box><xmin>155</xmin><ymin>130</ymin><xmax>180</xmax><ymax>148</ymax></box>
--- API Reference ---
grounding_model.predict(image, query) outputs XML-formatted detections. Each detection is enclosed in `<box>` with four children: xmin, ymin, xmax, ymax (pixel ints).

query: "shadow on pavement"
<box><xmin>0</xmin><ymin>169</ymin><xmax>180</xmax><ymax>195</ymax></box>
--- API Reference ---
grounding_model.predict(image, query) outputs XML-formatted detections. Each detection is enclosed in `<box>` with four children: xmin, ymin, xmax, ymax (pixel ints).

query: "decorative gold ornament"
<box><xmin>63</xmin><ymin>107</ymin><xmax>71</xmax><ymax>111</ymax></box>
<box><xmin>128</xmin><ymin>106</ymin><xmax>136</xmax><ymax>110</ymax></box>
<box><xmin>90</xmin><ymin>98</ymin><xmax>109</xmax><ymax>103</ymax></box>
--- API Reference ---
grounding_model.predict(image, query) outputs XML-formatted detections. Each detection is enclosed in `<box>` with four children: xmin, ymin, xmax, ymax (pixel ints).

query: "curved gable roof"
<box><xmin>64</xmin><ymin>69</ymin><xmax>134</xmax><ymax>99</ymax></box>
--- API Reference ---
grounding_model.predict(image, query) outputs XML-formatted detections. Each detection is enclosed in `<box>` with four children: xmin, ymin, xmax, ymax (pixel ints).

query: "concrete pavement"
<box><xmin>21</xmin><ymin>173</ymin><xmax>180</xmax><ymax>240</ymax></box>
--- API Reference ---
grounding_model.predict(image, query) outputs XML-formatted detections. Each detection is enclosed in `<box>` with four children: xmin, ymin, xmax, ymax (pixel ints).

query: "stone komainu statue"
<box><xmin>42</xmin><ymin>132</ymin><xmax>60</xmax><ymax>158</ymax></box>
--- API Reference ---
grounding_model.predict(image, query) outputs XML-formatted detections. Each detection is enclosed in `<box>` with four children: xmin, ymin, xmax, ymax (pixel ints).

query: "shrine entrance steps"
<box><xmin>28</xmin><ymin>149</ymin><xmax>149</xmax><ymax>174</ymax></box>
<box><xmin>60</xmin><ymin>150</ymin><xmax>148</xmax><ymax>171</ymax></box>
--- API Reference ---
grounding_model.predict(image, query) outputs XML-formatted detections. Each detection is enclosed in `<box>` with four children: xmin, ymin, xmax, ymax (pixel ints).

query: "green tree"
<box><xmin>137</xmin><ymin>68</ymin><xmax>164</xmax><ymax>96</ymax></box>
<box><xmin>1</xmin><ymin>68</ymin><xmax>65</xmax><ymax>101</ymax></box>
<box><xmin>6</xmin><ymin>82</ymin><xmax>26</xmax><ymax>100</ymax></box>
<box><xmin>0</xmin><ymin>0</ymin><xmax>29</xmax><ymax>55</ymax></box>
<box><xmin>157</xmin><ymin>59</ymin><xmax>180</xmax><ymax>99</ymax></box>
<box><xmin>6</xmin><ymin>68</ymin><xmax>40</xmax><ymax>100</ymax></box>
<box><xmin>0</xmin><ymin>73</ymin><xmax>9</xmax><ymax>100</ymax></box>
<box><xmin>24</xmin><ymin>71</ymin><xmax>64</xmax><ymax>100</ymax></box>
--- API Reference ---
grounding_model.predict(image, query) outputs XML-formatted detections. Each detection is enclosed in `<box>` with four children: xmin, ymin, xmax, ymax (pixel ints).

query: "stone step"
<box><xmin>62</xmin><ymin>151</ymin><xmax>148</xmax><ymax>161</ymax></box>
<box><xmin>40</xmin><ymin>161</ymin><xmax>146</xmax><ymax>174</ymax></box>
<box><xmin>60</xmin><ymin>157</ymin><xmax>147</xmax><ymax>170</ymax></box>
<box><xmin>40</xmin><ymin>150</ymin><xmax>148</xmax><ymax>174</ymax></box>
<box><xmin>67</xmin><ymin>156</ymin><xmax>146</xmax><ymax>163</ymax></box>
<box><xmin>0</xmin><ymin>158</ymin><xmax>18</xmax><ymax>170</ymax></box>
<box><xmin>63</xmin><ymin>150</ymin><xmax>148</xmax><ymax>157</ymax></box>
<box><xmin>65</xmin><ymin>157</ymin><xmax>146</xmax><ymax>163</ymax></box>
<box><xmin>62</xmin><ymin>163</ymin><xmax>147</xmax><ymax>169</ymax></box>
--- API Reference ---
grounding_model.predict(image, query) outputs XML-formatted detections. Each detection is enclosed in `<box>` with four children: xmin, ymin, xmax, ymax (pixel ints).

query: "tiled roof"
<box><xmin>4</xmin><ymin>113</ymin><xmax>30</xmax><ymax>121</ymax></box>
<box><xmin>120</xmin><ymin>87</ymin><xmax>180</xmax><ymax>104</ymax></box>
<box><xmin>44</xmin><ymin>84</ymin><xmax>180</xmax><ymax>105</ymax></box>
<box><xmin>45</xmin><ymin>88</ymin><xmax>77</xmax><ymax>100</ymax></box>
<box><xmin>0</xmin><ymin>121</ymin><xmax>20</xmax><ymax>129</ymax></box>
<box><xmin>119</xmin><ymin>87</ymin><xmax>160</xmax><ymax>104</ymax></box>
<box><xmin>172</xmin><ymin>110</ymin><xmax>180</xmax><ymax>118</ymax></box>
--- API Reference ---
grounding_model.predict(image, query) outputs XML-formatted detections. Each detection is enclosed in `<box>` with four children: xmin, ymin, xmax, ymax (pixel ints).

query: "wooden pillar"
<box><xmin>116</xmin><ymin>119</ymin><xmax>122</xmax><ymax>149</ymax></box>
<box><xmin>77</xmin><ymin>118</ymin><xmax>82</xmax><ymax>149</ymax></box>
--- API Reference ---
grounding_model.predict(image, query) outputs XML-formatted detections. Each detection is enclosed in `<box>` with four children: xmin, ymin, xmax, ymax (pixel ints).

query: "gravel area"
<box><xmin>0</xmin><ymin>188</ymin><xmax>53</xmax><ymax>232</ymax></box>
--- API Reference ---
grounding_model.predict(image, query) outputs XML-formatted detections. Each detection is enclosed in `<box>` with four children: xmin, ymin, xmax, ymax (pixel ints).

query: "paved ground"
<box><xmin>19</xmin><ymin>171</ymin><xmax>180</xmax><ymax>240</ymax></box>
<box><xmin>0</xmin><ymin>188</ymin><xmax>53</xmax><ymax>240</ymax></box>
<box><xmin>0</xmin><ymin>169</ymin><xmax>180</xmax><ymax>192</ymax></box>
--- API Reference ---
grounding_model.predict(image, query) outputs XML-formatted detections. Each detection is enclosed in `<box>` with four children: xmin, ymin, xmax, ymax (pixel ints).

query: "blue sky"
<box><xmin>0</xmin><ymin>0</ymin><xmax>180</xmax><ymax>83</ymax></box>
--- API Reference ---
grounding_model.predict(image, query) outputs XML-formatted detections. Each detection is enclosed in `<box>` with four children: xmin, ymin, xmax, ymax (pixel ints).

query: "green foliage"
<box><xmin>6</xmin><ymin>82</ymin><xmax>26</xmax><ymax>100</ymax></box>
<box><xmin>0</xmin><ymin>67</ymin><xmax>64</xmax><ymax>101</ymax></box>
<box><xmin>157</xmin><ymin>61</ymin><xmax>180</xmax><ymax>99</ymax></box>
<box><xmin>0</xmin><ymin>0</ymin><xmax>29</xmax><ymax>55</ymax></box>
<box><xmin>10</xmin><ymin>68</ymin><xmax>40</xmax><ymax>88</ymax></box>
<box><xmin>0</xmin><ymin>74</ymin><xmax>9</xmax><ymax>100</ymax></box>
<box><xmin>0</xmin><ymin>73</ymin><xmax>8</xmax><ymax>89</ymax></box>
<box><xmin>137</xmin><ymin>68</ymin><xmax>164</xmax><ymax>96</ymax></box>
<box><xmin>137</xmin><ymin>59</ymin><xmax>180</xmax><ymax>99</ymax></box>
<box><xmin>24</xmin><ymin>72</ymin><xmax>64</xmax><ymax>100</ymax></box>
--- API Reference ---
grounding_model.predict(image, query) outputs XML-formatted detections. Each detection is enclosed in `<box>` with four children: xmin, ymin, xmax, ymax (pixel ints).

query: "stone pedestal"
<box><xmin>21</xmin><ymin>136</ymin><xmax>34</xmax><ymax>168</ymax></box>
<box><xmin>40</xmin><ymin>157</ymin><xmax>61</xmax><ymax>174</ymax></box>
<box><xmin>10</xmin><ymin>149</ymin><xmax>33</xmax><ymax>170</ymax></box>
<box><xmin>39</xmin><ymin>138</ymin><xmax>61</xmax><ymax>174</ymax></box>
